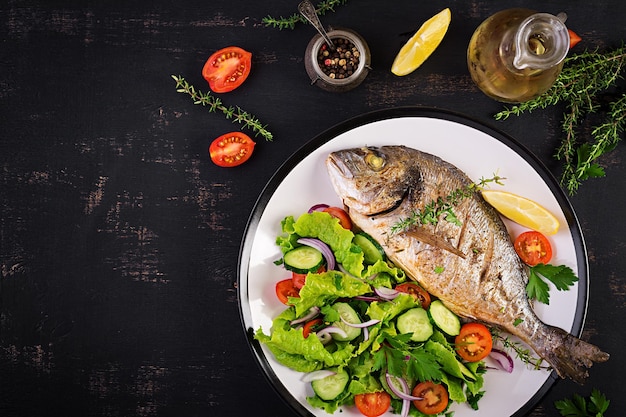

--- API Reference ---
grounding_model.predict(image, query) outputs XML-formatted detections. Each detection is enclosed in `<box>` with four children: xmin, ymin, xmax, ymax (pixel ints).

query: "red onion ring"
<box><xmin>308</xmin><ymin>203</ymin><xmax>329</xmax><ymax>213</ymax></box>
<box><xmin>300</xmin><ymin>370</ymin><xmax>336</xmax><ymax>382</ymax></box>
<box><xmin>290</xmin><ymin>306</ymin><xmax>320</xmax><ymax>326</ymax></box>
<box><xmin>385</xmin><ymin>373</ymin><xmax>424</xmax><ymax>401</ymax></box>
<box><xmin>488</xmin><ymin>348</ymin><xmax>515</xmax><ymax>373</ymax></box>
<box><xmin>374</xmin><ymin>286</ymin><xmax>399</xmax><ymax>300</ymax></box>
<box><xmin>297</xmin><ymin>238</ymin><xmax>336</xmax><ymax>271</ymax></box>
<box><xmin>340</xmin><ymin>317</ymin><xmax>380</xmax><ymax>328</ymax></box>
<box><xmin>316</xmin><ymin>326</ymin><xmax>347</xmax><ymax>344</ymax></box>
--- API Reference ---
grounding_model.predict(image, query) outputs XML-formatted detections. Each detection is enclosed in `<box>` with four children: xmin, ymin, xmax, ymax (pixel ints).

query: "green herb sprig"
<box><xmin>262</xmin><ymin>0</ymin><xmax>349</xmax><ymax>30</ymax></box>
<box><xmin>171</xmin><ymin>75</ymin><xmax>273</xmax><ymax>141</ymax></box>
<box><xmin>492</xmin><ymin>331</ymin><xmax>547</xmax><ymax>371</ymax></box>
<box><xmin>526</xmin><ymin>263</ymin><xmax>579</xmax><ymax>304</ymax></box>
<box><xmin>391</xmin><ymin>174</ymin><xmax>505</xmax><ymax>234</ymax></box>
<box><xmin>555</xmin><ymin>388</ymin><xmax>610</xmax><ymax>417</ymax></box>
<box><xmin>495</xmin><ymin>46</ymin><xmax>626</xmax><ymax>195</ymax></box>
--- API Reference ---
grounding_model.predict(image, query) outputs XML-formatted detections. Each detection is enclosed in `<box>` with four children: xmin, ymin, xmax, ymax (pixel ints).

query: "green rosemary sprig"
<box><xmin>494</xmin><ymin>46</ymin><xmax>626</xmax><ymax>194</ymax></box>
<box><xmin>391</xmin><ymin>174</ymin><xmax>505</xmax><ymax>234</ymax></box>
<box><xmin>262</xmin><ymin>0</ymin><xmax>349</xmax><ymax>30</ymax></box>
<box><xmin>171</xmin><ymin>75</ymin><xmax>273</xmax><ymax>141</ymax></box>
<box><xmin>492</xmin><ymin>332</ymin><xmax>548</xmax><ymax>371</ymax></box>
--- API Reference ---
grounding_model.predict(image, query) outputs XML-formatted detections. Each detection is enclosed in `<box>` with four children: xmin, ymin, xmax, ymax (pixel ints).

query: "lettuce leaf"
<box><xmin>293</xmin><ymin>270</ymin><xmax>372</xmax><ymax>316</ymax></box>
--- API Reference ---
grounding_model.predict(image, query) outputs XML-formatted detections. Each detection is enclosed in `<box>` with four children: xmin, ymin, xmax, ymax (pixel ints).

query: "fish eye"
<box><xmin>364</xmin><ymin>150</ymin><xmax>386</xmax><ymax>171</ymax></box>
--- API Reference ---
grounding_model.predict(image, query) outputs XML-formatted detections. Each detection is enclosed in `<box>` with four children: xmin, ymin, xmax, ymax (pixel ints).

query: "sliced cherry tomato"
<box><xmin>514</xmin><ymin>231</ymin><xmax>552</xmax><ymax>266</ymax></box>
<box><xmin>275</xmin><ymin>278</ymin><xmax>299</xmax><ymax>305</ymax></box>
<box><xmin>202</xmin><ymin>46</ymin><xmax>252</xmax><ymax>93</ymax></box>
<box><xmin>455</xmin><ymin>322</ymin><xmax>493</xmax><ymax>362</ymax></box>
<box><xmin>568</xmin><ymin>29</ymin><xmax>582</xmax><ymax>49</ymax></box>
<box><xmin>323</xmin><ymin>206</ymin><xmax>352</xmax><ymax>230</ymax></box>
<box><xmin>302</xmin><ymin>318</ymin><xmax>323</xmax><ymax>338</ymax></box>
<box><xmin>208</xmin><ymin>132</ymin><xmax>255</xmax><ymax>167</ymax></box>
<box><xmin>411</xmin><ymin>381</ymin><xmax>449</xmax><ymax>415</ymax></box>
<box><xmin>292</xmin><ymin>266</ymin><xmax>326</xmax><ymax>290</ymax></box>
<box><xmin>354</xmin><ymin>392</ymin><xmax>391</xmax><ymax>417</ymax></box>
<box><xmin>395</xmin><ymin>282</ymin><xmax>431</xmax><ymax>309</ymax></box>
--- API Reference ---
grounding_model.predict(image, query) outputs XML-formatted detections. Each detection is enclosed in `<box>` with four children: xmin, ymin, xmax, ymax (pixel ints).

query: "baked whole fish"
<box><xmin>325</xmin><ymin>145</ymin><xmax>608</xmax><ymax>383</ymax></box>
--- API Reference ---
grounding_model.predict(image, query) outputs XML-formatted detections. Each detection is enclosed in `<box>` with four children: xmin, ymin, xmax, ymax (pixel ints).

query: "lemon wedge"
<box><xmin>481</xmin><ymin>190</ymin><xmax>560</xmax><ymax>235</ymax></box>
<box><xmin>391</xmin><ymin>8</ymin><xmax>451</xmax><ymax>76</ymax></box>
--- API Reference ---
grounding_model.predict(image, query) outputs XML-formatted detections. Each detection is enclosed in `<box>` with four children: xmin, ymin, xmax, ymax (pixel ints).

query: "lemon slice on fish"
<box><xmin>481</xmin><ymin>190</ymin><xmax>560</xmax><ymax>235</ymax></box>
<box><xmin>391</xmin><ymin>8</ymin><xmax>451</xmax><ymax>76</ymax></box>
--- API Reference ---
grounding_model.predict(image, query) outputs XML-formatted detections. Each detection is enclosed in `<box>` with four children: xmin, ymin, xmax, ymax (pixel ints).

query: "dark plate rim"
<box><xmin>237</xmin><ymin>106</ymin><xmax>589</xmax><ymax>417</ymax></box>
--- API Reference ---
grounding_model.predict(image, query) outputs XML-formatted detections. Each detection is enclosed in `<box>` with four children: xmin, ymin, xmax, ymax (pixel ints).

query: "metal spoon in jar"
<box><xmin>298</xmin><ymin>0</ymin><xmax>335</xmax><ymax>50</ymax></box>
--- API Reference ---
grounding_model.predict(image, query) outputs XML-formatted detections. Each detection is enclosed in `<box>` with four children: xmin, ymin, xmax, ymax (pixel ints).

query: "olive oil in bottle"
<box><xmin>467</xmin><ymin>9</ymin><xmax>570</xmax><ymax>103</ymax></box>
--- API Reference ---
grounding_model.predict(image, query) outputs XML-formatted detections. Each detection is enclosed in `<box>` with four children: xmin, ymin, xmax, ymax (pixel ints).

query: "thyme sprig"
<box><xmin>391</xmin><ymin>174</ymin><xmax>505</xmax><ymax>234</ymax></box>
<box><xmin>492</xmin><ymin>332</ymin><xmax>548</xmax><ymax>371</ymax></box>
<box><xmin>171</xmin><ymin>75</ymin><xmax>273</xmax><ymax>141</ymax></box>
<box><xmin>262</xmin><ymin>0</ymin><xmax>349</xmax><ymax>30</ymax></box>
<box><xmin>495</xmin><ymin>46</ymin><xmax>626</xmax><ymax>194</ymax></box>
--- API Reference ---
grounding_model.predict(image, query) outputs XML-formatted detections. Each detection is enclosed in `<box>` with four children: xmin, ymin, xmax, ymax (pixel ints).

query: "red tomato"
<box><xmin>323</xmin><ymin>206</ymin><xmax>352</xmax><ymax>230</ymax></box>
<box><xmin>568</xmin><ymin>29</ymin><xmax>582</xmax><ymax>49</ymax></box>
<box><xmin>208</xmin><ymin>132</ymin><xmax>255</xmax><ymax>168</ymax></box>
<box><xmin>354</xmin><ymin>392</ymin><xmax>391</xmax><ymax>417</ymax></box>
<box><xmin>455</xmin><ymin>322</ymin><xmax>493</xmax><ymax>362</ymax></box>
<box><xmin>275</xmin><ymin>278</ymin><xmax>299</xmax><ymax>305</ymax></box>
<box><xmin>202</xmin><ymin>46</ymin><xmax>252</xmax><ymax>93</ymax></box>
<box><xmin>395</xmin><ymin>282</ymin><xmax>431</xmax><ymax>309</ymax></box>
<box><xmin>411</xmin><ymin>381</ymin><xmax>449</xmax><ymax>415</ymax></box>
<box><xmin>514</xmin><ymin>231</ymin><xmax>552</xmax><ymax>266</ymax></box>
<box><xmin>302</xmin><ymin>318</ymin><xmax>323</xmax><ymax>338</ymax></box>
<box><xmin>292</xmin><ymin>266</ymin><xmax>325</xmax><ymax>290</ymax></box>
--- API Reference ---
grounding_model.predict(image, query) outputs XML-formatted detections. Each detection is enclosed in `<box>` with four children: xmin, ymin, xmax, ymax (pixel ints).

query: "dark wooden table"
<box><xmin>1</xmin><ymin>1</ymin><xmax>625</xmax><ymax>416</ymax></box>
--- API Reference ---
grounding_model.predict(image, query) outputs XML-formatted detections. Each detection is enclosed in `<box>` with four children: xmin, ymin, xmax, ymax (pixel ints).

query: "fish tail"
<box><xmin>535</xmin><ymin>325</ymin><xmax>609</xmax><ymax>384</ymax></box>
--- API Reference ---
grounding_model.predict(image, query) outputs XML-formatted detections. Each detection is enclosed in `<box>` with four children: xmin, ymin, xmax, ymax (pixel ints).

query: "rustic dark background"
<box><xmin>1</xmin><ymin>0</ymin><xmax>624</xmax><ymax>416</ymax></box>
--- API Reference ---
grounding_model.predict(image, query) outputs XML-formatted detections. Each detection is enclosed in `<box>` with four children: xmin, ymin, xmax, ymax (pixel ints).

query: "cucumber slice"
<box><xmin>311</xmin><ymin>368</ymin><xmax>350</xmax><ymax>401</ymax></box>
<box><xmin>283</xmin><ymin>246</ymin><xmax>324</xmax><ymax>274</ymax></box>
<box><xmin>353</xmin><ymin>232</ymin><xmax>385</xmax><ymax>264</ymax></box>
<box><xmin>396</xmin><ymin>308</ymin><xmax>433</xmax><ymax>342</ymax></box>
<box><xmin>331</xmin><ymin>302</ymin><xmax>362</xmax><ymax>342</ymax></box>
<box><xmin>428</xmin><ymin>300</ymin><xmax>461</xmax><ymax>336</ymax></box>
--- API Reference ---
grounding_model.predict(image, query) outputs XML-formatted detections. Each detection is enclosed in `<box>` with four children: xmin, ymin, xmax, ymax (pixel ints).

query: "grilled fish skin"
<box><xmin>326</xmin><ymin>145</ymin><xmax>608</xmax><ymax>383</ymax></box>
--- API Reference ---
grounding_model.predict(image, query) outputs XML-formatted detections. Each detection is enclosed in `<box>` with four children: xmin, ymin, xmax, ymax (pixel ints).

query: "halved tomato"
<box><xmin>292</xmin><ymin>266</ymin><xmax>325</xmax><ymax>290</ymax></box>
<box><xmin>412</xmin><ymin>381</ymin><xmax>449</xmax><ymax>415</ymax></box>
<box><xmin>455</xmin><ymin>322</ymin><xmax>493</xmax><ymax>362</ymax></box>
<box><xmin>275</xmin><ymin>278</ymin><xmax>299</xmax><ymax>305</ymax></box>
<box><xmin>323</xmin><ymin>206</ymin><xmax>352</xmax><ymax>230</ymax></box>
<box><xmin>302</xmin><ymin>318</ymin><xmax>323</xmax><ymax>338</ymax></box>
<box><xmin>202</xmin><ymin>46</ymin><xmax>252</xmax><ymax>93</ymax></box>
<box><xmin>354</xmin><ymin>392</ymin><xmax>391</xmax><ymax>417</ymax></box>
<box><xmin>514</xmin><ymin>231</ymin><xmax>552</xmax><ymax>266</ymax></box>
<box><xmin>208</xmin><ymin>132</ymin><xmax>255</xmax><ymax>167</ymax></box>
<box><xmin>395</xmin><ymin>282</ymin><xmax>431</xmax><ymax>309</ymax></box>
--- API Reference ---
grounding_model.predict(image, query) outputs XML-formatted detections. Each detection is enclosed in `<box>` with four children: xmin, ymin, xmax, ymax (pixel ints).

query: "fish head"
<box><xmin>326</xmin><ymin>146</ymin><xmax>420</xmax><ymax>215</ymax></box>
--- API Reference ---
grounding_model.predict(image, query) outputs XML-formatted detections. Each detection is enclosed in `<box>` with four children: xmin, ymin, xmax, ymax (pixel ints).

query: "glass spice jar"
<box><xmin>304</xmin><ymin>28</ymin><xmax>371</xmax><ymax>92</ymax></box>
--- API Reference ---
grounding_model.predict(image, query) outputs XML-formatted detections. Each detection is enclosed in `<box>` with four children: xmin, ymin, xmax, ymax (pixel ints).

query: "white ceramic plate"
<box><xmin>238</xmin><ymin>108</ymin><xmax>587</xmax><ymax>417</ymax></box>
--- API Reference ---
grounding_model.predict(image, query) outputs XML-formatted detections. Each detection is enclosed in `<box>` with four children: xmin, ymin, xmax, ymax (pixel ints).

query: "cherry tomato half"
<box><xmin>275</xmin><ymin>278</ymin><xmax>299</xmax><ymax>305</ymax></box>
<box><xmin>354</xmin><ymin>392</ymin><xmax>391</xmax><ymax>417</ymax></box>
<box><xmin>323</xmin><ymin>206</ymin><xmax>352</xmax><ymax>230</ymax></box>
<box><xmin>411</xmin><ymin>381</ymin><xmax>449</xmax><ymax>415</ymax></box>
<box><xmin>208</xmin><ymin>132</ymin><xmax>255</xmax><ymax>168</ymax></box>
<box><xmin>568</xmin><ymin>29</ymin><xmax>582</xmax><ymax>49</ymax></box>
<box><xmin>514</xmin><ymin>231</ymin><xmax>553</xmax><ymax>266</ymax></box>
<box><xmin>292</xmin><ymin>266</ymin><xmax>326</xmax><ymax>290</ymax></box>
<box><xmin>395</xmin><ymin>282</ymin><xmax>431</xmax><ymax>309</ymax></box>
<box><xmin>302</xmin><ymin>318</ymin><xmax>323</xmax><ymax>338</ymax></box>
<box><xmin>202</xmin><ymin>46</ymin><xmax>252</xmax><ymax>93</ymax></box>
<box><xmin>455</xmin><ymin>322</ymin><xmax>493</xmax><ymax>362</ymax></box>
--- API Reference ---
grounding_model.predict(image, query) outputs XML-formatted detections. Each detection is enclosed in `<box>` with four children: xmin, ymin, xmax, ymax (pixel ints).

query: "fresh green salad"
<box><xmin>254</xmin><ymin>207</ymin><xmax>509</xmax><ymax>417</ymax></box>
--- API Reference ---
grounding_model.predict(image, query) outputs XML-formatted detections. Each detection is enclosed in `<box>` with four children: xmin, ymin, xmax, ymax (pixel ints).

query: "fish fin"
<box><xmin>404</xmin><ymin>227</ymin><xmax>466</xmax><ymax>259</ymax></box>
<box><xmin>535</xmin><ymin>325</ymin><xmax>609</xmax><ymax>384</ymax></box>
